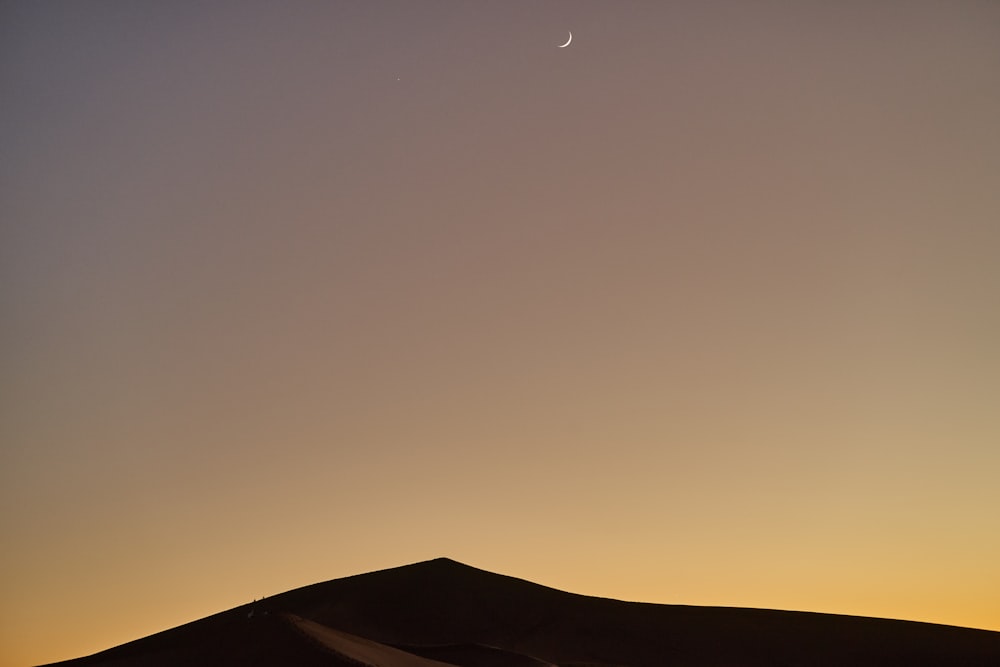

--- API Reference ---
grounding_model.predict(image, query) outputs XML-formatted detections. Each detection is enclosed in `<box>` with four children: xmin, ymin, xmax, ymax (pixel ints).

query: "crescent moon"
<box><xmin>557</xmin><ymin>31</ymin><xmax>573</xmax><ymax>48</ymax></box>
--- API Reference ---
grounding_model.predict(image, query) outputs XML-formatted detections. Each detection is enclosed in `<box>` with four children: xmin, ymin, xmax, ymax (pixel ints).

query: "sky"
<box><xmin>2</xmin><ymin>1</ymin><xmax>999</xmax><ymax>665</ymax></box>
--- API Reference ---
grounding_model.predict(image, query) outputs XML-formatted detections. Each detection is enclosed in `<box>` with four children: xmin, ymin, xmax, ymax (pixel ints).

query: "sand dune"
<box><xmin>286</xmin><ymin>614</ymin><xmax>457</xmax><ymax>667</ymax></box>
<box><xmin>41</xmin><ymin>558</ymin><xmax>1000</xmax><ymax>667</ymax></box>
<box><xmin>391</xmin><ymin>642</ymin><xmax>557</xmax><ymax>667</ymax></box>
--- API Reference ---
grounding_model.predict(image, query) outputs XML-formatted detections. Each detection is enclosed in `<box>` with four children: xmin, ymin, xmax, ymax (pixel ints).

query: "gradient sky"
<box><xmin>3</xmin><ymin>2</ymin><xmax>999</xmax><ymax>665</ymax></box>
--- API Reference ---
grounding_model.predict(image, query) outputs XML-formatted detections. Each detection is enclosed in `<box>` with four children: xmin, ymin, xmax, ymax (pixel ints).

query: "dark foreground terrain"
<box><xmin>42</xmin><ymin>557</ymin><xmax>1000</xmax><ymax>666</ymax></box>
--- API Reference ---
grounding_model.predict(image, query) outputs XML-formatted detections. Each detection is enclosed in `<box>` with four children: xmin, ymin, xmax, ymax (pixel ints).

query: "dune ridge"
<box><xmin>285</xmin><ymin>614</ymin><xmax>457</xmax><ymax>667</ymax></box>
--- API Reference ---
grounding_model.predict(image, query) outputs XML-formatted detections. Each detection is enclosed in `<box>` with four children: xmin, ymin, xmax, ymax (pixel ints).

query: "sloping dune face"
<box><xmin>393</xmin><ymin>642</ymin><xmax>558</xmax><ymax>667</ymax></box>
<box><xmin>37</xmin><ymin>610</ymin><xmax>360</xmax><ymax>667</ymax></box>
<box><xmin>41</xmin><ymin>558</ymin><xmax>1000</xmax><ymax>667</ymax></box>
<box><xmin>285</xmin><ymin>614</ymin><xmax>457</xmax><ymax>667</ymax></box>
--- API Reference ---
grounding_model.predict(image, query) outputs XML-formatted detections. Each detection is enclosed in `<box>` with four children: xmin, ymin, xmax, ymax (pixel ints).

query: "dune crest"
<box><xmin>285</xmin><ymin>614</ymin><xmax>456</xmax><ymax>667</ymax></box>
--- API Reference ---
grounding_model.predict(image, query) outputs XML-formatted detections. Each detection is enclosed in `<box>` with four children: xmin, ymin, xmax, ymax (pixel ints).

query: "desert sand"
<box><xmin>286</xmin><ymin>615</ymin><xmax>457</xmax><ymax>667</ymax></box>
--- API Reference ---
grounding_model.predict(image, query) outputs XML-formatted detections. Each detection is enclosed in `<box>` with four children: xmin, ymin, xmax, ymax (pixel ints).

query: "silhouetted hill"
<box><xmin>41</xmin><ymin>557</ymin><xmax>1000</xmax><ymax>667</ymax></box>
